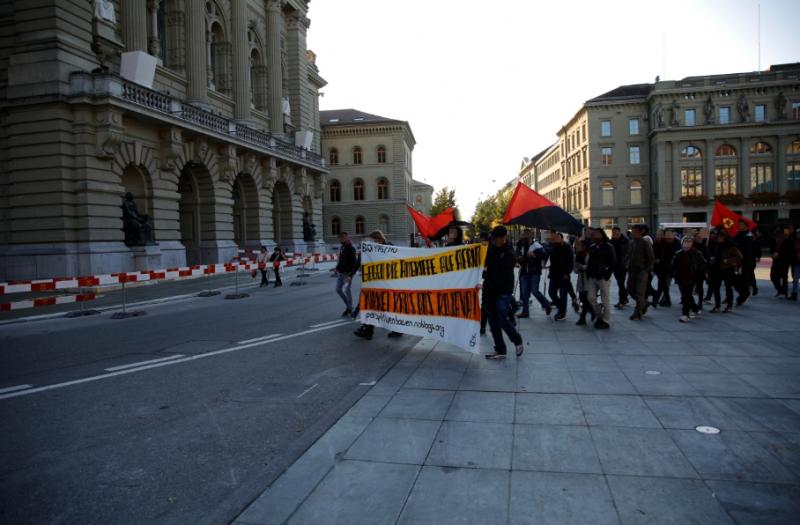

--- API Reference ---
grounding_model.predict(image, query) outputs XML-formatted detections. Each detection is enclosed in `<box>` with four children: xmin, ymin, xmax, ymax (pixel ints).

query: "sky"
<box><xmin>306</xmin><ymin>0</ymin><xmax>800</xmax><ymax>218</ymax></box>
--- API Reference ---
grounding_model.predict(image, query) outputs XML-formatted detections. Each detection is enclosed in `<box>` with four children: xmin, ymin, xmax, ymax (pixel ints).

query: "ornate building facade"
<box><xmin>0</xmin><ymin>0</ymin><xmax>328</xmax><ymax>280</ymax></box>
<box><xmin>320</xmin><ymin>109</ymin><xmax>432</xmax><ymax>246</ymax></box>
<box><xmin>522</xmin><ymin>64</ymin><xmax>800</xmax><ymax>234</ymax></box>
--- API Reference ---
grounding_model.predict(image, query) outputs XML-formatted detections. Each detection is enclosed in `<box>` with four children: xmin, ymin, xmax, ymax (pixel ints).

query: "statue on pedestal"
<box><xmin>668</xmin><ymin>99</ymin><xmax>680</xmax><ymax>127</ymax></box>
<box><xmin>775</xmin><ymin>92</ymin><xmax>787</xmax><ymax>120</ymax></box>
<box><xmin>703</xmin><ymin>96</ymin><xmax>715</xmax><ymax>124</ymax></box>
<box><xmin>302</xmin><ymin>212</ymin><xmax>317</xmax><ymax>242</ymax></box>
<box><xmin>737</xmin><ymin>95</ymin><xmax>750</xmax><ymax>122</ymax></box>
<box><xmin>93</xmin><ymin>0</ymin><xmax>116</xmax><ymax>23</ymax></box>
<box><xmin>122</xmin><ymin>193</ymin><xmax>156</xmax><ymax>246</ymax></box>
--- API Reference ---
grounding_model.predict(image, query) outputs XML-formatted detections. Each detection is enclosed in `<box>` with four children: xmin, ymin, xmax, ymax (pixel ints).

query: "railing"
<box><xmin>71</xmin><ymin>72</ymin><xmax>325</xmax><ymax>169</ymax></box>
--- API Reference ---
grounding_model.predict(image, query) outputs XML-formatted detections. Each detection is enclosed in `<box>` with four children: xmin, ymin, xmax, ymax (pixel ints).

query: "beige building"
<box><xmin>320</xmin><ymin>109</ymin><xmax>432</xmax><ymax>246</ymax></box>
<box><xmin>524</xmin><ymin>64</ymin><xmax>800</xmax><ymax>233</ymax></box>
<box><xmin>0</xmin><ymin>0</ymin><xmax>328</xmax><ymax>280</ymax></box>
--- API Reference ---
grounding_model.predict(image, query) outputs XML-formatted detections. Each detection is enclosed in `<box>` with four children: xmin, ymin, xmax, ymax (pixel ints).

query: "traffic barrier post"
<box><xmin>225</xmin><ymin>262</ymin><xmax>249</xmax><ymax>299</ymax></box>
<box><xmin>197</xmin><ymin>266</ymin><xmax>221</xmax><ymax>297</ymax></box>
<box><xmin>110</xmin><ymin>277</ymin><xmax>145</xmax><ymax>319</ymax></box>
<box><xmin>63</xmin><ymin>286</ymin><xmax>100</xmax><ymax>318</ymax></box>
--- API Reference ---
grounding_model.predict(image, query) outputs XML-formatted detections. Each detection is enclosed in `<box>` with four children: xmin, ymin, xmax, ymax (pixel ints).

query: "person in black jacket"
<box><xmin>516</xmin><ymin>229</ymin><xmax>551</xmax><ymax>318</ymax></box>
<box><xmin>586</xmin><ymin>228</ymin><xmax>617</xmax><ymax>329</ymax></box>
<box><xmin>484</xmin><ymin>226</ymin><xmax>524</xmax><ymax>360</ymax></box>
<box><xmin>672</xmin><ymin>236</ymin><xmax>706</xmax><ymax>322</ymax></box>
<box><xmin>547</xmin><ymin>231</ymin><xmax>574</xmax><ymax>321</ymax></box>
<box><xmin>354</xmin><ymin>231</ymin><xmax>403</xmax><ymax>340</ymax></box>
<box><xmin>610</xmin><ymin>227</ymin><xmax>630</xmax><ymax>308</ymax></box>
<box><xmin>692</xmin><ymin>229</ymin><xmax>711</xmax><ymax>309</ymax></box>
<box><xmin>268</xmin><ymin>246</ymin><xmax>285</xmax><ymax>287</ymax></box>
<box><xmin>335</xmin><ymin>232</ymin><xmax>358</xmax><ymax>316</ymax></box>
<box><xmin>652</xmin><ymin>230</ymin><xmax>679</xmax><ymax>307</ymax></box>
<box><xmin>733</xmin><ymin>220</ymin><xmax>754</xmax><ymax>305</ymax></box>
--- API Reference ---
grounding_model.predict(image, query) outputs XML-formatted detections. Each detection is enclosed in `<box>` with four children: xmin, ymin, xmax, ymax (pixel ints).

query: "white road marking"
<box><xmin>104</xmin><ymin>354</ymin><xmax>185</xmax><ymax>372</ymax></box>
<box><xmin>0</xmin><ymin>322</ymin><xmax>355</xmax><ymax>402</ymax></box>
<box><xmin>296</xmin><ymin>383</ymin><xmax>318</xmax><ymax>399</ymax></box>
<box><xmin>237</xmin><ymin>333</ymin><xmax>282</xmax><ymax>345</ymax></box>
<box><xmin>359</xmin><ymin>381</ymin><xmax>377</xmax><ymax>386</ymax></box>
<box><xmin>0</xmin><ymin>384</ymin><xmax>32</xmax><ymax>394</ymax></box>
<box><xmin>310</xmin><ymin>319</ymin><xmax>350</xmax><ymax>328</ymax></box>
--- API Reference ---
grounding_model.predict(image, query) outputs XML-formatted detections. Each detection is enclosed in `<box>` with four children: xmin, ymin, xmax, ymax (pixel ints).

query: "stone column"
<box><xmin>231</xmin><ymin>0</ymin><xmax>250</xmax><ymax>123</ymax></box>
<box><xmin>266</xmin><ymin>0</ymin><xmax>284</xmax><ymax>133</ymax></box>
<box><xmin>121</xmin><ymin>0</ymin><xmax>148</xmax><ymax>52</ymax></box>
<box><xmin>740</xmin><ymin>136</ymin><xmax>750</xmax><ymax>196</ymax></box>
<box><xmin>146</xmin><ymin>0</ymin><xmax>162</xmax><ymax>57</ymax></box>
<box><xmin>286</xmin><ymin>12</ymin><xmax>310</xmax><ymax>131</ymax></box>
<box><xmin>185</xmin><ymin>0</ymin><xmax>208</xmax><ymax>106</ymax></box>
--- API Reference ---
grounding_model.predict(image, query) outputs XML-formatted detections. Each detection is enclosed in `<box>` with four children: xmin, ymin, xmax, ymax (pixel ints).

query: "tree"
<box><xmin>430</xmin><ymin>186</ymin><xmax>459</xmax><ymax>218</ymax></box>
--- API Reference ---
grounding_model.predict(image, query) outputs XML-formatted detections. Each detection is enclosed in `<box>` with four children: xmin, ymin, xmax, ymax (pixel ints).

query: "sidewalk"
<box><xmin>235</xmin><ymin>282</ymin><xmax>800</xmax><ymax>525</ymax></box>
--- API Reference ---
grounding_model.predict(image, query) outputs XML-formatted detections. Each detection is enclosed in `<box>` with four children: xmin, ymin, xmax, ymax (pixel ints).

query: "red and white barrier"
<box><xmin>0</xmin><ymin>293</ymin><xmax>98</xmax><ymax>312</ymax></box>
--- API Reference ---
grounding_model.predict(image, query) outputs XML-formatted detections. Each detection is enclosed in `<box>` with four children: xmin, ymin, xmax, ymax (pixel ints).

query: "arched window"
<box><xmin>355</xmin><ymin>216</ymin><xmax>365</xmax><ymax>235</ymax></box>
<box><xmin>750</xmin><ymin>142</ymin><xmax>772</xmax><ymax>155</ymax></box>
<box><xmin>378</xmin><ymin>214</ymin><xmax>390</xmax><ymax>233</ymax></box>
<box><xmin>715</xmin><ymin>144</ymin><xmax>737</xmax><ymax>157</ymax></box>
<box><xmin>680</xmin><ymin>145</ymin><xmax>703</xmax><ymax>159</ymax></box>
<box><xmin>331</xmin><ymin>217</ymin><xmax>341</xmax><ymax>236</ymax></box>
<box><xmin>353</xmin><ymin>146</ymin><xmax>363</xmax><ymax>165</ymax></box>
<box><xmin>788</xmin><ymin>140</ymin><xmax>800</xmax><ymax>190</ymax></box>
<box><xmin>630</xmin><ymin>180</ymin><xmax>643</xmax><ymax>206</ymax></box>
<box><xmin>208</xmin><ymin>22</ymin><xmax>229</xmax><ymax>94</ymax></box>
<box><xmin>377</xmin><ymin>178</ymin><xmax>389</xmax><ymax>200</ymax></box>
<box><xmin>583</xmin><ymin>183</ymin><xmax>588</xmax><ymax>208</ymax></box>
<box><xmin>249</xmin><ymin>47</ymin><xmax>266</xmax><ymax>110</ymax></box>
<box><xmin>353</xmin><ymin>178</ymin><xmax>365</xmax><ymax>201</ymax></box>
<box><xmin>601</xmin><ymin>182</ymin><xmax>614</xmax><ymax>207</ymax></box>
<box><xmin>329</xmin><ymin>179</ymin><xmax>341</xmax><ymax>202</ymax></box>
<box><xmin>377</xmin><ymin>146</ymin><xmax>387</xmax><ymax>164</ymax></box>
<box><xmin>329</xmin><ymin>148</ymin><xmax>339</xmax><ymax>165</ymax></box>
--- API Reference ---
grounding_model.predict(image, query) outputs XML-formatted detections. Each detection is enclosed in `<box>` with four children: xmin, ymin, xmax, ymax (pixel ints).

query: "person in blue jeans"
<box><xmin>334</xmin><ymin>232</ymin><xmax>358</xmax><ymax>315</ymax></box>
<box><xmin>483</xmin><ymin>226</ymin><xmax>524</xmax><ymax>360</ymax></box>
<box><xmin>547</xmin><ymin>231</ymin><xmax>574</xmax><ymax>321</ymax></box>
<box><xmin>515</xmin><ymin>229</ymin><xmax>551</xmax><ymax>318</ymax></box>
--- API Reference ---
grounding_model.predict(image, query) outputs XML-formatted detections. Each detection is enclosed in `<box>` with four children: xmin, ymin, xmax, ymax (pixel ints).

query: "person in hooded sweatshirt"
<box><xmin>483</xmin><ymin>226</ymin><xmax>524</xmax><ymax>360</ymax></box>
<box><xmin>516</xmin><ymin>229</ymin><xmax>551</xmax><ymax>318</ymax></box>
<box><xmin>585</xmin><ymin>228</ymin><xmax>616</xmax><ymax>329</ymax></box>
<box><xmin>672</xmin><ymin>236</ymin><xmax>706</xmax><ymax>323</ymax></box>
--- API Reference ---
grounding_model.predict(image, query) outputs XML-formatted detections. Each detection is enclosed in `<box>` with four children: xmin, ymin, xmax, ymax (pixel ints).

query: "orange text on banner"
<box><xmin>359</xmin><ymin>287</ymin><xmax>481</xmax><ymax>322</ymax></box>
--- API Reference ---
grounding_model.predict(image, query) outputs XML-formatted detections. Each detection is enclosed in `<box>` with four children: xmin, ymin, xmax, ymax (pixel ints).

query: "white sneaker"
<box><xmin>689</xmin><ymin>312</ymin><xmax>698</xmax><ymax>319</ymax></box>
<box><xmin>679</xmin><ymin>315</ymin><xmax>690</xmax><ymax>323</ymax></box>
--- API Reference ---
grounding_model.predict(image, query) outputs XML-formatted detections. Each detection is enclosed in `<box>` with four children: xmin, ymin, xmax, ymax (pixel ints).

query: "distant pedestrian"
<box><xmin>627</xmin><ymin>224</ymin><xmax>655</xmax><ymax>320</ymax></box>
<box><xmin>256</xmin><ymin>246</ymin><xmax>270</xmax><ymax>287</ymax></box>
<box><xmin>693</xmin><ymin>228</ymin><xmax>711</xmax><ymax>308</ymax></box>
<box><xmin>483</xmin><ymin>226</ymin><xmax>524</xmax><ymax>360</ymax></box>
<box><xmin>733</xmin><ymin>220</ymin><xmax>754</xmax><ymax>305</ymax></box>
<box><xmin>672</xmin><ymin>236</ymin><xmax>705</xmax><ymax>322</ymax></box>
<box><xmin>778</xmin><ymin>224</ymin><xmax>798</xmax><ymax>300</ymax></box>
<box><xmin>653</xmin><ymin>230</ymin><xmax>679</xmax><ymax>307</ymax></box>
<box><xmin>610</xmin><ymin>226</ymin><xmax>630</xmax><ymax>308</ymax></box>
<box><xmin>516</xmin><ymin>229</ymin><xmax>551</xmax><ymax>318</ymax></box>
<box><xmin>335</xmin><ymin>232</ymin><xmax>358</xmax><ymax>316</ymax></box>
<box><xmin>573</xmin><ymin>238</ymin><xmax>593</xmax><ymax>325</ymax></box>
<box><xmin>547</xmin><ymin>231</ymin><xmax>574</xmax><ymax>321</ymax></box>
<box><xmin>710</xmin><ymin>231</ymin><xmax>743</xmax><ymax>313</ymax></box>
<box><xmin>269</xmin><ymin>246</ymin><xmax>285</xmax><ymax>287</ymax></box>
<box><xmin>585</xmin><ymin>228</ymin><xmax>616</xmax><ymax>329</ymax></box>
<box><xmin>770</xmin><ymin>229</ymin><xmax>788</xmax><ymax>297</ymax></box>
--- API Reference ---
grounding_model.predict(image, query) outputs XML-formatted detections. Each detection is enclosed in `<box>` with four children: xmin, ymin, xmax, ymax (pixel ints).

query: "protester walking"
<box><xmin>710</xmin><ymin>232</ymin><xmax>743</xmax><ymax>313</ymax></box>
<box><xmin>770</xmin><ymin>229</ymin><xmax>788</xmax><ymax>297</ymax></box>
<box><xmin>547</xmin><ymin>231</ymin><xmax>574</xmax><ymax>321</ymax></box>
<box><xmin>672</xmin><ymin>236</ymin><xmax>706</xmax><ymax>322</ymax></box>
<box><xmin>256</xmin><ymin>246</ymin><xmax>270</xmax><ymax>287</ymax></box>
<box><xmin>573</xmin><ymin>238</ymin><xmax>594</xmax><ymax>326</ymax></box>
<box><xmin>778</xmin><ymin>224</ymin><xmax>798</xmax><ymax>300</ymax></box>
<box><xmin>585</xmin><ymin>228</ymin><xmax>616</xmax><ymax>329</ymax></box>
<box><xmin>516</xmin><ymin>229</ymin><xmax>551</xmax><ymax>318</ymax></box>
<box><xmin>268</xmin><ymin>246</ymin><xmax>285</xmax><ymax>287</ymax></box>
<box><xmin>652</xmin><ymin>230</ymin><xmax>678</xmax><ymax>307</ymax></box>
<box><xmin>610</xmin><ymin>226</ymin><xmax>630</xmax><ymax>308</ymax></box>
<box><xmin>733</xmin><ymin>220</ymin><xmax>754</xmax><ymax>305</ymax></box>
<box><xmin>335</xmin><ymin>232</ymin><xmax>358</xmax><ymax>316</ymax></box>
<box><xmin>627</xmin><ymin>224</ymin><xmax>655</xmax><ymax>320</ymax></box>
<box><xmin>483</xmin><ymin>226</ymin><xmax>524</xmax><ymax>359</ymax></box>
<box><xmin>693</xmin><ymin>229</ymin><xmax>711</xmax><ymax>308</ymax></box>
<box><xmin>354</xmin><ymin>230</ymin><xmax>403</xmax><ymax>340</ymax></box>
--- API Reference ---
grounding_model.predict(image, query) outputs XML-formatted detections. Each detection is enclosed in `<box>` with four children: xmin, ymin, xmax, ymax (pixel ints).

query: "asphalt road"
<box><xmin>0</xmin><ymin>272</ymin><xmax>416</xmax><ymax>524</ymax></box>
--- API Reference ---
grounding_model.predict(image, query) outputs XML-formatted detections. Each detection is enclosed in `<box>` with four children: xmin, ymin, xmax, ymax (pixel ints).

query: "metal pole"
<box><xmin>111</xmin><ymin>277</ymin><xmax>145</xmax><ymax>319</ymax></box>
<box><xmin>198</xmin><ymin>264</ymin><xmax>221</xmax><ymax>297</ymax></box>
<box><xmin>225</xmin><ymin>261</ymin><xmax>249</xmax><ymax>299</ymax></box>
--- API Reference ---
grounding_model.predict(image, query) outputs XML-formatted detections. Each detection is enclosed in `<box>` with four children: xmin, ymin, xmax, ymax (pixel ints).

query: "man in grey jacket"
<box><xmin>627</xmin><ymin>224</ymin><xmax>655</xmax><ymax>320</ymax></box>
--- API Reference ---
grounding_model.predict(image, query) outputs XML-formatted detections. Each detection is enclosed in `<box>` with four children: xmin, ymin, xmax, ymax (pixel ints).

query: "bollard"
<box><xmin>111</xmin><ymin>277</ymin><xmax>145</xmax><ymax>319</ymax></box>
<box><xmin>225</xmin><ymin>262</ymin><xmax>249</xmax><ymax>299</ymax></box>
<box><xmin>197</xmin><ymin>264</ymin><xmax>221</xmax><ymax>297</ymax></box>
<box><xmin>63</xmin><ymin>286</ymin><xmax>101</xmax><ymax>318</ymax></box>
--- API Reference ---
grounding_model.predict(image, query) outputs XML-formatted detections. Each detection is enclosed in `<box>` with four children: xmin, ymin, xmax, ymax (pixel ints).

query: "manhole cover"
<box><xmin>645</xmin><ymin>370</ymin><xmax>662</xmax><ymax>375</ymax></box>
<box><xmin>695</xmin><ymin>425</ymin><xmax>721</xmax><ymax>434</ymax></box>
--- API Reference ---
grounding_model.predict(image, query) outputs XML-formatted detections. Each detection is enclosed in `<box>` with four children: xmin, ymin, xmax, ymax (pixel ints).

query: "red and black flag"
<box><xmin>407</xmin><ymin>206</ymin><xmax>455</xmax><ymax>239</ymax></box>
<box><xmin>710</xmin><ymin>201</ymin><xmax>757</xmax><ymax>235</ymax></box>
<box><xmin>503</xmin><ymin>182</ymin><xmax>584</xmax><ymax>235</ymax></box>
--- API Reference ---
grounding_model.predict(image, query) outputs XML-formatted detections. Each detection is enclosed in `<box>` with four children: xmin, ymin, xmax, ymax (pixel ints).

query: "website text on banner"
<box><xmin>358</xmin><ymin>242</ymin><xmax>488</xmax><ymax>352</ymax></box>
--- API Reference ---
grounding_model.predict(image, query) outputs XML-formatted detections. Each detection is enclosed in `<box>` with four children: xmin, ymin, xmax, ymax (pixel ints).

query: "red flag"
<box><xmin>710</xmin><ymin>201</ymin><xmax>757</xmax><ymax>235</ymax></box>
<box><xmin>406</xmin><ymin>205</ymin><xmax>454</xmax><ymax>239</ymax></box>
<box><xmin>503</xmin><ymin>182</ymin><xmax>584</xmax><ymax>235</ymax></box>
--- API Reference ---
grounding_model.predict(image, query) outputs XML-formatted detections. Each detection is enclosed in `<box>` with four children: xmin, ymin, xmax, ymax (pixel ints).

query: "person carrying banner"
<box><xmin>585</xmin><ymin>228</ymin><xmax>616</xmax><ymax>329</ymax></box>
<box><xmin>335</xmin><ymin>232</ymin><xmax>358</xmax><ymax>316</ymax></box>
<box><xmin>627</xmin><ymin>224</ymin><xmax>655</xmax><ymax>320</ymax></box>
<box><xmin>547</xmin><ymin>231</ymin><xmax>574</xmax><ymax>321</ymax></box>
<box><xmin>516</xmin><ymin>229</ymin><xmax>551</xmax><ymax>318</ymax></box>
<box><xmin>483</xmin><ymin>225</ymin><xmax>524</xmax><ymax>360</ymax></box>
<box><xmin>354</xmin><ymin>231</ymin><xmax>403</xmax><ymax>340</ymax></box>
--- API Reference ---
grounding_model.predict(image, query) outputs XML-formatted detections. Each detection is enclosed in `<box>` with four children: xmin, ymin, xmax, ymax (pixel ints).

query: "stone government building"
<box><xmin>0</xmin><ymin>0</ymin><xmax>329</xmax><ymax>280</ymax></box>
<box><xmin>320</xmin><ymin>109</ymin><xmax>433</xmax><ymax>246</ymax></box>
<box><xmin>520</xmin><ymin>63</ymin><xmax>800</xmax><ymax>235</ymax></box>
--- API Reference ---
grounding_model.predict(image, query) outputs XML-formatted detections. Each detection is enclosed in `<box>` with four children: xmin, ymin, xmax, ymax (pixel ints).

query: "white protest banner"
<box><xmin>357</xmin><ymin>242</ymin><xmax>488</xmax><ymax>353</ymax></box>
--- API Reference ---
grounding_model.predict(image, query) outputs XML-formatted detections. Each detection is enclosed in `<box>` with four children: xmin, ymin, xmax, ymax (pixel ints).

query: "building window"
<box><xmin>681</xmin><ymin>168</ymin><xmax>704</xmax><ymax>196</ymax></box>
<box><xmin>377</xmin><ymin>146</ymin><xmax>386</xmax><ymax>164</ymax></box>
<box><xmin>750</xmin><ymin>142</ymin><xmax>772</xmax><ymax>155</ymax></box>
<box><xmin>583</xmin><ymin>184</ymin><xmax>588</xmax><ymax>208</ymax></box>
<box><xmin>629</xmin><ymin>146</ymin><xmax>640</xmax><ymax>165</ymax></box>
<box><xmin>352</xmin><ymin>146</ymin><xmax>363</xmax><ymax>164</ymax></box>
<box><xmin>715</xmin><ymin>167</ymin><xmax>737</xmax><ymax>195</ymax></box>
<box><xmin>715</xmin><ymin>144</ymin><xmax>737</xmax><ymax>157</ymax></box>
<box><xmin>627</xmin><ymin>216</ymin><xmax>646</xmax><ymax>228</ymax></box>
<box><xmin>755</xmin><ymin>104</ymin><xmax>766</xmax><ymax>122</ymax></box>
<box><xmin>719</xmin><ymin>106</ymin><xmax>731</xmax><ymax>124</ymax></box>
<box><xmin>630</xmin><ymin>180</ymin><xmax>642</xmax><ymax>205</ymax></box>
<box><xmin>601</xmin><ymin>147</ymin><xmax>613</xmax><ymax>166</ymax></box>
<box><xmin>681</xmin><ymin>145</ymin><xmax>703</xmax><ymax>159</ymax></box>
<box><xmin>378</xmin><ymin>214</ymin><xmax>390</xmax><ymax>233</ymax></box>
<box><xmin>601</xmin><ymin>218</ymin><xmax>618</xmax><ymax>232</ymax></box>
<box><xmin>377</xmin><ymin>178</ymin><xmax>389</xmax><ymax>200</ymax></box>
<box><xmin>629</xmin><ymin>118</ymin><xmax>639</xmax><ymax>136</ymax></box>
<box><xmin>788</xmin><ymin>140</ymin><xmax>800</xmax><ymax>154</ymax></box>
<box><xmin>787</xmin><ymin>163</ymin><xmax>800</xmax><ymax>190</ymax></box>
<box><xmin>329</xmin><ymin>148</ymin><xmax>338</xmax><ymax>165</ymax></box>
<box><xmin>329</xmin><ymin>179</ymin><xmax>341</xmax><ymax>202</ymax></box>
<box><xmin>750</xmin><ymin>165</ymin><xmax>774</xmax><ymax>192</ymax></box>
<box><xmin>353</xmin><ymin>178</ymin><xmax>365</xmax><ymax>200</ymax></box>
<box><xmin>331</xmin><ymin>217</ymin><xmax>341</xmax><ymax>236</ymax></box>
<box><xmin>601</xmin><ymin>182</ymin><xmax>614</xmax><ymax>207</ymax></box>
<box><xmin>684</xmin><ymin>109</ymin><xmax>696</xmax><ymax>127</ymax></box>
<box><xmin>793</xmin><ymin>101</ymin><xmax>800</xmax><ymax>119</ymax></box>
<box><xmin>600</xmin><ymin>120</ymin><xmax>611</xmax><ymax>137</ymax></box>
<box><xmin>582</xmin><ymin>148</ymin><xmax>587</xmax><ymax>167</ymax></box>
<box><xmin>355</xmin><ymin>216</ymin><xmax>365</xmax><ymax>235</ymax></box>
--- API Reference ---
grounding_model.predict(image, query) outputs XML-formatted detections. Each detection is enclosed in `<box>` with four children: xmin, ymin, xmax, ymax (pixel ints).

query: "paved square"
<box><xmin>237</xmin><ymin>286</ymin><xmax>800</xmax><ymax>524</ymax></box>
